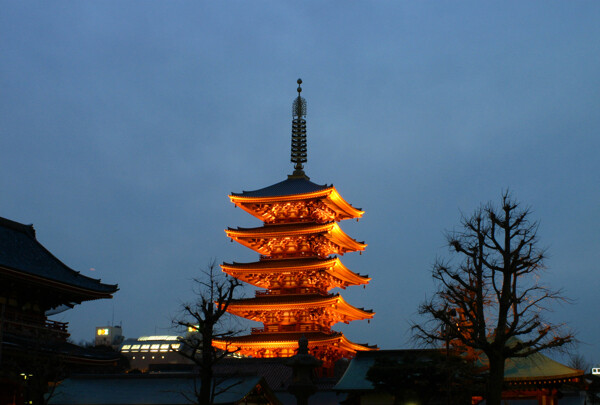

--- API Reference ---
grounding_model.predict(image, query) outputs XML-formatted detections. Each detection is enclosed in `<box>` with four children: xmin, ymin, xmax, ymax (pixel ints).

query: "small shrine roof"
<box><xmin>494</xmin><ymin>350</ymin><xmax>583</xmax><ymax>381</ymax></box>
<box><xmin>231</xmin><ymin>177</ymin><xmax>331</xmax><ymax>198</ymax></box>
<box><xmin>0</xmin><ymin>216</ymin><xmax>118</xmax><ymax>296</ymax></box>
<box><xmin>335</xmin><ymin>348</ymin><xmax>585</xmax><ymax>392</ymax></box>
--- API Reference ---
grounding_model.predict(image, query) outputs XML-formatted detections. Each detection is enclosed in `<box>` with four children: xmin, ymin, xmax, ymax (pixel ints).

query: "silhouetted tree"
<box><xmin>173</xmin><ymin>260</ymin><xmax>242</xmax><ymax>405</ymax></box>
<box><xmin>568</xmin><ymin>352</ymin><xmax>591</xmax><ymax>373</ymax></box>
<box><xmin>413</xmin><ymin>192</ymin><xmax>574</xmax><ymax>405</ymax></box>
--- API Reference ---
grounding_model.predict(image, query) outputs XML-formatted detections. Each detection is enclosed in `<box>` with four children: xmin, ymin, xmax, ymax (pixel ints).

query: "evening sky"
<box><xmin>1</xmin><ymin>2</ymin><xmax>599</xmax><ymax>365</ymax></box>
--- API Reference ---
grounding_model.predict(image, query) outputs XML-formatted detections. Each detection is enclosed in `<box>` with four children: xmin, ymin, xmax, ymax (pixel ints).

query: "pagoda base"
<box><xmin>213</xmin><ymin>331</ymin><xmax>376</xmax><ymax>370</ymax></box>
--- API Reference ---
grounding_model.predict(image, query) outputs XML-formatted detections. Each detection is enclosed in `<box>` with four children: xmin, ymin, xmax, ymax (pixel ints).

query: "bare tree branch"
<box><xmin>412</xmin><ymin>191</ymin><xmax>574</xmax><ymax>405</ymax></box>
<box><xmin>172</xmin><ymin>260</ymin><xmax>243</xmax><ymax>405</ymax></box>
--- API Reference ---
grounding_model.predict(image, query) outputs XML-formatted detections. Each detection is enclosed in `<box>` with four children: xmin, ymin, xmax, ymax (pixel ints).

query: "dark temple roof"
<box><xmin>231</xmin><ymin>176</ymin><xmax>331</xmax><ymax>198</ymax></box>
<box><xmin>0</xmin><ymin>216</ymin><xmax>118</xmax><ymax>295</ymax></box>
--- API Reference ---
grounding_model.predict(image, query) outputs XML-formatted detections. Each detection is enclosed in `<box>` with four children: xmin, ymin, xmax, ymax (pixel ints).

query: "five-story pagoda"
<box><xmin>213</xmin><ymin>80</ymin><xmax>376</xmax><ymax>369</ymax></box>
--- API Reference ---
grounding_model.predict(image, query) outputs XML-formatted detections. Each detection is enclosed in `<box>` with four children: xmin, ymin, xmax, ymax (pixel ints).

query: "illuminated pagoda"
<box><xmin>214</xmin><ymin>79</ymin><xmax>376</xmax><ymax>370</ymax></box>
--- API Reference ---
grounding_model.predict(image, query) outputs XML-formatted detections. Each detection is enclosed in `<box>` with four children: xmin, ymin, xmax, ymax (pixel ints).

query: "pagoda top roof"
<box><xmin>232</xmin><ymin>176</ymin><xmax>331</xmax><ymax>198</ymax></box>
<box><xmin>229</xmin><ymin>177</ymin><xmax>364</xmax><ymax>222</ymax></box>
<box><xmin>0</xmin><ymin>216</ymin><xmax>118</xmax><ymax>296</ymax></box>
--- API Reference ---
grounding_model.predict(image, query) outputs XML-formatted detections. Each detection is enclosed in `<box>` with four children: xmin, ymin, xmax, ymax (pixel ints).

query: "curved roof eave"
<box><xmin>230</xmin><ymin>177</ymin><xmax>331</xmax><ymax>198</ymax></box>
<box><xmin>0</xmin><ymin>217</ymin><xmax>118</xmax><ymax>295</ymax></box>
<box><xmin>229</xmin><ymin>179</ymin><xmax>363</xmax><ymax>220</ymax></box>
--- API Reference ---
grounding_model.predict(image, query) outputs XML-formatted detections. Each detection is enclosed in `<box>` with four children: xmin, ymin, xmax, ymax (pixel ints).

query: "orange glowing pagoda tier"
<box><xmin>213</xmin><ymin>79</ymin><xmax>376</xmax><ymax>369</ymax></box>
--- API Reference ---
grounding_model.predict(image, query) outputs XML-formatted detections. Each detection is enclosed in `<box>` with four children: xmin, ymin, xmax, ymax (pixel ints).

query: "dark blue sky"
<box><xmin>1</xmin><ymin>2</ymin><xmax>599</xmax><ymax>365</ymax></box>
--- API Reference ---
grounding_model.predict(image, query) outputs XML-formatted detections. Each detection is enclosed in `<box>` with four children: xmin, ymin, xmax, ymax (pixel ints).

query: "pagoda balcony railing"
<box><xmin>254</xmin><ymin>290</ymin><xmax>275</xmax><ymax>297</ymax></box>
<box><xmin>254</xmin><ymin>287</ymin><xmax>325</xmax><ymax>297</ymax></box>
<box><xmin>259</xmin><ymin>252</ymin><xmax>318</xmax><ymax>261</ymax></box>
<box><xmin>251</xmin><ymin>325</ymin><xmax>329</xmax><ymax>334</ymax></box>
<box><xmin>0</xmin><ymin>309</ymin><xmax>70</xmax><ymax>341</ymax></box>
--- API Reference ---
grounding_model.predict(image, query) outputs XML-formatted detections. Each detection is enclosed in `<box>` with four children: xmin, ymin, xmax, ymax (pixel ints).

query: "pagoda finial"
<box><xmin>290</xmin><ymin>78</ymin><xmax>308</xmax><ymax>178</ymax></box>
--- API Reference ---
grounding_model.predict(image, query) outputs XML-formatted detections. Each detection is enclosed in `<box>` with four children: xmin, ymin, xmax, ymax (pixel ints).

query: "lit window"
<box><xmin>170</xmin><ymin>343</ymin><xmax>181</xmax><ymax>350</ymax></box>
<box><xmin>121</xmin><ymin>345</ymin><xmax>131</xmax><ymax>352</ymax></box>
<box><xmin>160</xmin><ymin>344</ymin><xmax>170</xmax><ymax>352</ymax></box>
<box><xmin>141</xmin><ymin>345</ymin><xmax>150</xmax><ymax>351</ymax></box>
<box><xmin>150</xmin><ymin>344</ymin><xmax>160</xmax><ymax>352</ymax></box>
<box><xmin>131</xmin><ymin>345</ymin><xmax>140</xmax><ymax>352</ymax></box>
<box><xmin>138</xmin><ymin>335</ymin><xmax>180</xmax><ymax>341</ymax></box>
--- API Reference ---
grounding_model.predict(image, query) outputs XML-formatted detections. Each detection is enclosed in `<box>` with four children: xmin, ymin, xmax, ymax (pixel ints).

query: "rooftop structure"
<box><xmin>118</xmin><ymin>335</ymin><xmax>193</xmax><ymax>371</ymax></box>
<box><xmin>335</xmin><ymin>349</ymin><xmax>585</xmax><ymax>405</ymax></box>
<box><xmin>0</xmin><ymin>216</ymin><xmax>119</xmax><ymax>403</ymax></box>
<box><xmin>214</xmin><ymin>80</ymin><xmax>376</xmax><ymax>372</ymax></box>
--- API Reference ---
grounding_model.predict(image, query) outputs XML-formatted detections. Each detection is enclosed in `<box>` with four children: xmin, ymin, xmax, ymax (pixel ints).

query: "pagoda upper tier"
<box><xmin>229</xmin><ymin>176</ymin><xmax>364</xmax><ymax>224</ymax></box>
<box><xmin>220</xmin><ymin>257</ymin><xmax>370</xmax><ymax>293</ymax></box>
<box><xmin>225</xmin><ymin>293</ymin><xmax>373</xmax><ymax>332</ymax></box>
<box><xmin>225</xmin><ymin>222</ymin><xmax>366</xmax><ymax>259</ymax></box>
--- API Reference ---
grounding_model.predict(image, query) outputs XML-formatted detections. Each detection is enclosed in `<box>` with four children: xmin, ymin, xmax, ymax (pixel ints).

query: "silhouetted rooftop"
<box><xmin>0</xmin><ymin>216</ymin><xmax>118</xmax><ymax>295</ymax></box>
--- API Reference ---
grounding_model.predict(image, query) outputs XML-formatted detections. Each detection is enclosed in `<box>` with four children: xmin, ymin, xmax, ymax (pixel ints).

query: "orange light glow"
<box><xmin>219</xmin><ymin>175</ymin><xmax>375</xmax><ymax>368</ymax></box>
<box><xmin>97</xmin><ymin>328</ymin><xmax>110</xmax><ymax>336</ymax></box>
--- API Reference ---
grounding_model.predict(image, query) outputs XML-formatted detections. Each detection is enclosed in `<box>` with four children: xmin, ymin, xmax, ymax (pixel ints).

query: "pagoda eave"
<box><xmin>213</xmin><ymin>332</ymin><xmax>377</xmax><ymax>354</ymax></box>
<box><xmin>225</xmin><ymin>222</ymin><xmax>367</xmax><ymax>257</ymax></box>
<box><xmin>229</xmin><ymin>186</ymin><xmax>364</xmax><ymax>222</ymax></box>
<box><xmin>226</xmin><ymin>294</ymin><xmax>374</xmax><ymax>321</ymax></box>
<box><xmin>220</xmin><ymin>258</ymin><xmax>370</xmax><ymax>287</ymax></box>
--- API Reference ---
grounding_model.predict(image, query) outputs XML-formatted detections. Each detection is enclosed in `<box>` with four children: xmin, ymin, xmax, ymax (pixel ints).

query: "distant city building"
<box><xmin>119</xmin><ymin>335</ymin><xmax>193</xmax><ymax>371</ymax></box>
<box><xmin>95</xmin><ymin>325</ymin><xmax>123</xmax><ymax>347</ymax></box>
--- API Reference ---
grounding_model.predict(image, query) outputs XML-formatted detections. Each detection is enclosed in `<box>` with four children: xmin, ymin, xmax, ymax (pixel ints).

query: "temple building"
<box><xmin>213</xmin><ymin>80</ymin><xmax>376</xmax><ymax>370</ymax></box>
<box><xmin>0</xmin><ymin>216</ymin><xmax>119</xmax><ymax>404</ymax></box>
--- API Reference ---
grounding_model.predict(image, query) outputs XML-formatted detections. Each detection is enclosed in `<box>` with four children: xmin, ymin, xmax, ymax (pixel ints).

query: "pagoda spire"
<box><xmin>290</xmin><ymin>78</ymin><xmax>308</xmax><ymax>178</ymax></box>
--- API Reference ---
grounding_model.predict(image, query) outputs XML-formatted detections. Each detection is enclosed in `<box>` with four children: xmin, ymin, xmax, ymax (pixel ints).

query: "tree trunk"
<box><xmin>486</xmin><ymin>353</ymin><xmax>505</xmax><ymax>405</ymax></box>
<box><xmin>198</xmin><ymin>329</ymin><xmax>213</xmax><ymax>405</ymax></box>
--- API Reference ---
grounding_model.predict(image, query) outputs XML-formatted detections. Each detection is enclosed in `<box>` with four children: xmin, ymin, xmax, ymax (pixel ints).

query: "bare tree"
<box><xmin>568</xmin><ymin>352</ymin><xmax>591</xmax><ymax>373</ymax></box>
<box><xmin>413</xmin><ymin>192</ymin><xmax>574</xmax><ymax>405</ymax></box>
<box><xmin>173</xmin><ymin>260</ymin><xmax>242</xmax><ymax>405</ymax></box>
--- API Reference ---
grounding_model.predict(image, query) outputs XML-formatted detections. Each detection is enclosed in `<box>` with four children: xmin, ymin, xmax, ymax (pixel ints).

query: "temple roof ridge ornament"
<box><xmin>290</xmin><ymin>78</ymin><xmax>309</xmax><ymax>179</ymax></box>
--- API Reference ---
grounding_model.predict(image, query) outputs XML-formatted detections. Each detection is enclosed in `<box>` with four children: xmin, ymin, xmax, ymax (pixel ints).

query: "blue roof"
<box><xmin>232</xmin><ymin>177</ymin><xmax>331</xmax><ymax>198</ymax></box>
<box><xmin>49</xmin><ymin>374</ymin><xmax>276</xmax><ymax>405</ymax></box>
<box><xmin>0</xmin><ymin>216</ymin><xmax>117</xmax><ymax>294</ymax></box>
